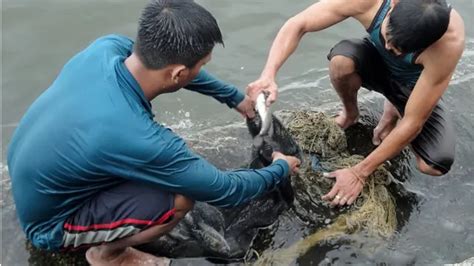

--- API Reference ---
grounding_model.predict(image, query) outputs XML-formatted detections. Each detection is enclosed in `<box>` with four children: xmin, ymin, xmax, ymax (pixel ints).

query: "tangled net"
<box><xmin>254</xmin><ymin>111</ymin><xmax>397</xmax><ymax>265</ymax></box>
<box><xmin>287</xmin><ymin>111</ymin><xmax>347</xmax><ymax>157</ymax></box>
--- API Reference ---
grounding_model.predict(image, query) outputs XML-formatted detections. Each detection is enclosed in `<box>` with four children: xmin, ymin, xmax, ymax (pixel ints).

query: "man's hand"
<box><xmin>235</xmin><ymin>95</ymin><xmax>256</xmax><ymax>119</ymax></box>
<box><xmin>246</xmin><ymin>76</ymin><xmax>278</xmax><ymax>107</ymax></box>
<box><xmin>321</xmin><ymin>168</ymin><xmax>366</xmax><ymax>207</ymax></box>
<box><xmin>272</xmin><ymin>151</ymin><xmax>301</xmax><ymax>175</ymax></box>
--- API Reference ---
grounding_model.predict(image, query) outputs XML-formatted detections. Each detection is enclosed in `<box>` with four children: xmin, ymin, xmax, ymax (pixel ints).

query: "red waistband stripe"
<box><xmin>63</xmin><ymin>208</ymin><xmax>175</xmax><ymax>232</ymax></box>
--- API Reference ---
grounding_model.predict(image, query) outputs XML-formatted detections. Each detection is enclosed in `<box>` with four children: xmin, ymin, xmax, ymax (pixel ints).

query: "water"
<box><xmin>1</xmin><ymin>0</ymin><xmax>474</xmax><ymax>265</ymax></box>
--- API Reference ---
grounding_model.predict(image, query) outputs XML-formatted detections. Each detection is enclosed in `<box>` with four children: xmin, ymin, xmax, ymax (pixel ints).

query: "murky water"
<box><xmin>2</xmin><ymin>0</ymin><xmax>474</xmax><ymax>265</ymax></box>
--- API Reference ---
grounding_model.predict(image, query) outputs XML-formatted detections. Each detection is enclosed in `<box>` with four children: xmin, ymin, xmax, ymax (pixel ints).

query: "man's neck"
<box><xmin>124</xmin><ymin>54</ymin><xmax>170</xmax><ymax>101</ymax></box>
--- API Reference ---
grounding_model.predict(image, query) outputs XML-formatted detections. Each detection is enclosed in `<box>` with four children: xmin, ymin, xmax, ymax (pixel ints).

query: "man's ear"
<box><xmin>170</xmin><ymin>65</ymin><xmax>188</xmax><ymax>84</ymax></box>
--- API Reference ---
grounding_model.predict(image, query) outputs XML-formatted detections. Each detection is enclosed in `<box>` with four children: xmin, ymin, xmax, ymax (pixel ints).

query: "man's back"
<box><xmin>7</xmin><ymin>34</ymin><xmax>146</xmax><ymax>249</ymax></box>
<box><xmin>8</xmin><ymin>35</ymin><xmax>294</xmax><ymax>251</ymax></box>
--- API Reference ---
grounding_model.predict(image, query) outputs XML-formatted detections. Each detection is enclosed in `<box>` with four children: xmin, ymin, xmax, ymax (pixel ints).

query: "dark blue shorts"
<box><xmin>327</xmin><ymin>38</ymin><xmax>455</xmax><ymax>174</ymax></box>
<box><xmin>61</xmin><ymin>181</ymin><xmax>175</xmax><ymax>250</ymax></box>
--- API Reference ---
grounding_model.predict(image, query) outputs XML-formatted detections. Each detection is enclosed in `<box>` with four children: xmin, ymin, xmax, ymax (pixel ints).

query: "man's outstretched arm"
<box><xmin>101</xmin><ymin>122</ymin><xmax>300</xmax><ymax>208</ymax></box>
<box><xmin>247</xmin><ymin>0</ymin><xmax>374</xmax><ymax>105</ymax></box>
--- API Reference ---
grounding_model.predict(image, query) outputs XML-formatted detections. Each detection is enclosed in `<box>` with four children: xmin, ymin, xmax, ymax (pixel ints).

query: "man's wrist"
<box><xmin>273</xmin><ymin>159</ymin><xmax>290</xmax><ymax>177</ymax></box>
<box><xmin>261</xmin><ymin>69</ymin><xmax>276</xmax><ymax>80</ymax></box>
<box><xmin>349</xmin><ymin>167</ymin><xmax>366</xmax><ymax>186</ymax></box>
<box><xmin>352</xmin><ymin>163</ymin><xmax>372</xmax><ymax>181</ymax></box>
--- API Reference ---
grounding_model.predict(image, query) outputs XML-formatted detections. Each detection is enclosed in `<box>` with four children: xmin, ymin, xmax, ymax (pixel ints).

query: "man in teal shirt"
<box><xmin>7</xmin><ymin>0</ymin><xmax>300</xmax><ymax>264</ymax></box>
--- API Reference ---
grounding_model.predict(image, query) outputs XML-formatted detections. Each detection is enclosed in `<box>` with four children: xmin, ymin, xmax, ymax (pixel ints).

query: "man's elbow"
<box><xmin>284</xmin><ymin>16</ymin><xmax>307</xmax><ymax>36</ymax></box>
<box><xmin>413</xmin><ymin>122</ymin><xmax>424</xmax><ymax>136</ymax></box>
<box><xmin>214</xmin><ymin>195</ymin><xmax>250</xmax><ymax>209</ymax></box>
<box><xmin>205</xmin><ymin>182</ymin><xmax>255</xmax><ymax>209</ymax></box>
<box><xmin>401</xmin><ymin>116</ymin><xmax>425</xmax><ymax>136</ymax></box>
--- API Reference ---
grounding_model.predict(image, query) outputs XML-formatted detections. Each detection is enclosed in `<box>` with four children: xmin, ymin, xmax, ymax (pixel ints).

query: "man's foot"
<box><xmin>334</xmin><ymin>109</ymin><xmax>359</xmax><ymax>129</ymax></box>
<box><xmin>86</xmin><ymin>246</ymin><xmax>170</xmax><ymax>266</ymax></box>
<box><xmin>372</xmin><ymin>117</ymin><xmax>398</xmax><ymax>146</ymax></box>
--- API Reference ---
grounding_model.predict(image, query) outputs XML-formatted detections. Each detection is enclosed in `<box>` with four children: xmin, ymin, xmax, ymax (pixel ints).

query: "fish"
<box><xmin>246</xmin><ymin>92</ymin><xmax>302</xmax><ymax>204</ymax></box>
<box><xmin>255</xmin><ymin>92</ymin><xmax>272</xmax><ymax>136</ymax></box>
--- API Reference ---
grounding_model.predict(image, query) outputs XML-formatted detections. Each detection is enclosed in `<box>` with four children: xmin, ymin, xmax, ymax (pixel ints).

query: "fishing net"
<box><xmin>287</xmin><ymin>111</ymin><xmax>347</xmax><ymax>157</ymax></box>
<box><xmin>254</xmin><ymin>110</ymin><xmax>397</xmax><ymax>265</ymax></box>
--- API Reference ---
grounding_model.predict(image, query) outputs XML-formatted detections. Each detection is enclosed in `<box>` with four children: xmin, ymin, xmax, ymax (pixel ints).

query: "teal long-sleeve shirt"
<box><xmin>7</xmin><ymin>35</ymin><xmax>289</xmax><ymax>250</ymax></box>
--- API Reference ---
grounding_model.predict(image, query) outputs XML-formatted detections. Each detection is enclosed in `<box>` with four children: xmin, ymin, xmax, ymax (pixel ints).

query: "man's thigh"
<box><xmin>61</xmin><ymin>181</ymin><xmax>175</xmax><ymax>250</ymax></box>
<box><xmin>372</xmin><ymin>78</ymin><xmax>455</xmax><ymax>174</ymax></box>
<box><xmin>411</xmin><ymin>100</ymin><xmax>455</xmax><ymax>174</ymax></box>
<box><xmin>327</xmin><ymin>37</ymin><xmax>392</xmax><ymax>94</ymax></box>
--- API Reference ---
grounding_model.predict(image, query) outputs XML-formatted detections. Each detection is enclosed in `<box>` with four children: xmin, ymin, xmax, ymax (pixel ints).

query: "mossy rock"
<box><xmin>26</xmin><ymin>241</ymin><xmax>88</xmax><ymax>266</ymax></box>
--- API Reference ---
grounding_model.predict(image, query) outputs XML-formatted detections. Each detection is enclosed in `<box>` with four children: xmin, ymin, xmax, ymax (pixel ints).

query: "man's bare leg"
<box><xmin>414</xmin><ymin>153</ymin><xmax>443</xmax><ymax>176</ymax></box>
<box><xmin>329</xmin><ymin>55</ymin><xmax>362</xmax><ymax>129</ymax></box>
<box><xmin>86</xmin><ymin>194</ymin><xmax>194</xmax><ymax>266</ymax></box>
<box><xmin>372</xmin><ymin>99</ymin><xmax>401</xmax><ymax>145</ymax></box>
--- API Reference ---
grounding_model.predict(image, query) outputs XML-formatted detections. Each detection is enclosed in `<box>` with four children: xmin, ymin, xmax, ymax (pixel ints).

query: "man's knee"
<box><xmin>173</xmin><ymin>194</ymin><xmax>194</xmax><ymax>220</ymax></box>
<box><xmin>116</xmin><ymin>195</ymin><xmax>193</xmax><ymax>246</ymax></box>
<box><xmin>329</xmin><ymin>55</ymin><xmax>358</xmax><ymax>84</ymax></box>
<box><xmin>416</xmin><ymin>156</ymin><xmax>450</xmax><ymax>176</ymax></box>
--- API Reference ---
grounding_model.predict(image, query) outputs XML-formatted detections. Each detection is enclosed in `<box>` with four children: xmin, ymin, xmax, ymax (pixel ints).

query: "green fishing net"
<box><xmin>254</xmin><ymin>111</ymin><xmax>396</xmax><ymax>265</ymax></box>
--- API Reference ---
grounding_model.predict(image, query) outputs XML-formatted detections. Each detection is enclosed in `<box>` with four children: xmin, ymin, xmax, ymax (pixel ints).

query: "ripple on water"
<box><xmin>1</xmin><ymin>162</ymin><xmax>12</xmax><ymax>207</ymax></box>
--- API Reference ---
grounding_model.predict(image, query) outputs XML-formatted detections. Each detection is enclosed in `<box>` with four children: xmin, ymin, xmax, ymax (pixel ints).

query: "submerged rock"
<box><xmin>451</xmin><ymin>257</ymin><xmax>474</xmax><ymax>265</ymax></box>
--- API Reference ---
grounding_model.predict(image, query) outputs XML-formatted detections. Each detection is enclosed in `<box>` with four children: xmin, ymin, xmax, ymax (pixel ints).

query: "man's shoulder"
<box><xmin>418</xmin><ymin>9</ymin><xmax>465</xmax><ymax>67</ymax></box>
<box><xmin>350</xmin><ymin>0</ymin><xmax>384</xmax><ymax>22</ymax></box>
<box><xmin>333</xmin><ymin>0</ymin><xmax>380</xmax><ymax>15</ymax></box>
<box><xmin>87</xmin><ymin>34</ymin><xmax>134</xmax><ymax>55</ymax></box>
<box><xmin>444</xmin><ymin>9</ymin><xmax>465</xmax><ymax>52</ymax></box>
<box><xmin>313</xmin><ymin>0</ymin><xmax>380</xmax><ymax>23</ymax></box>
<box><xmin>62</xmin><ymin>34</ymin><xmax>134</xmax><ymax>73</ymax></box>
<box><xmin>93</xmin><ymin>34</ymin><xmax>134</xmax><ymax>47</ymax></box>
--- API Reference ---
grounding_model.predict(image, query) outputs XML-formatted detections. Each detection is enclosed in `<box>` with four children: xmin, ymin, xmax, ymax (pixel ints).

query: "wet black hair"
<box><xmin>134</xmin><ymin>0</ymin><xmax>223</xmax><ymax>69</ymax></box>
<box><xmin>388</xmin><ymin>0</ymin><xmax>451</xmax><ymax>53</ymax></box>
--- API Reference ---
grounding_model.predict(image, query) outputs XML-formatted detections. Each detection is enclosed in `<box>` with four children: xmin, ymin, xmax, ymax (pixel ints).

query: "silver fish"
<box><xmin>255</xmin><ymin>92</ymin><xmax>272</xmax><ymax>136</ymax></box>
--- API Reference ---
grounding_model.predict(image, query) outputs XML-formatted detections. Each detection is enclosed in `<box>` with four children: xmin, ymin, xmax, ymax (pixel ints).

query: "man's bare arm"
<box><xmin>260</xmin><ymin>0</ymin><xmax>374</xmax><ymax>79</ymax></box>
<box><xmin>247</xmin><ymin>0</ymin><xmax>376</xmax><ymax>104</ymax></box>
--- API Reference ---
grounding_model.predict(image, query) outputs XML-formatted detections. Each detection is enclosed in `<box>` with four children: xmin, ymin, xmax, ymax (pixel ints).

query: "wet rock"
<box><xmin>26</xmin><ymin>241</ymin><xmax>88</xmax><ymax>266</ymax></box>
<box><xmin>451</xmin><ymin>257</ymin><xmax>474</xmax><ymax>265</ymax></box>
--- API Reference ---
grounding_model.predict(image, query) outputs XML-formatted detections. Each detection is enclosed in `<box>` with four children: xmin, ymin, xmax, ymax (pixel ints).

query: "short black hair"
<box><xmin>388</xmin><ymin>0</ymin><xmax>451</xmax><ymax>53</ymax></box>
<box><xmin>135</xmin><ymin>0</ymin><xmax>223</xmax><ymax>69</ymax></box>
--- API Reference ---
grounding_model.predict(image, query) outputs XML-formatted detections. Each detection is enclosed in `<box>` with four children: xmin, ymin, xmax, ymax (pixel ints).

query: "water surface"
<box><xmin>2</xmin><ymin>0</ymin><xmax>474</xmax><ymax>265</ymax></box>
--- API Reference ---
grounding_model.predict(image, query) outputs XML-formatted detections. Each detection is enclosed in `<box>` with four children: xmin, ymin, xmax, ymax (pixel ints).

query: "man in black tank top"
<box><xmin>247</xmin><ymin>0</ymin><xmax>465</xmax><ymax>207</ymax></box>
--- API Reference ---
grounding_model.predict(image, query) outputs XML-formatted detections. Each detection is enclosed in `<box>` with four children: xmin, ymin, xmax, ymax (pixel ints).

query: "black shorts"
<box><xmin>327</xmin><ymin>38</ymin><xmax>455</xmax><ymax>173</ymax></box>
<box><xmin>61</xmin><ymin>181</ymin><xmax>175</xmax><ymax>250</ymax></box>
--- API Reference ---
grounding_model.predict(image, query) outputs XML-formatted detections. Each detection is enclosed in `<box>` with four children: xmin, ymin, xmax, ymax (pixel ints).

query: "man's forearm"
<box><xmin>261</xmin><ymin>18</ymin><xmax>305</xmax><ymax>79</ymax></box>
<box><xmin>354</xmin><ymin>118</ymin><xmax>423</xmax><ymax>178</ymax></box>
<box><xmin>185</xmin><ymin>70</ymin><xmax>245</xmax><ymax>108</ymax></box>
<box><xmin>187</xmin><ymin>159</ymin><xmax>290</xmax><ymax>208</ymax></box>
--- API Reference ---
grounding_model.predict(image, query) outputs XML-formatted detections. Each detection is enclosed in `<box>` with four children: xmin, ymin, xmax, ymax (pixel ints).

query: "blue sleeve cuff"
<box><xmin>272</xmin><ymin>159</ymin><xmax>290</xmax><ymax>179</ymax></box>
<box><xmin>229</xmin><ymin>89</ymin><xmax>245</xmax><ymax>108</ymax></box>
